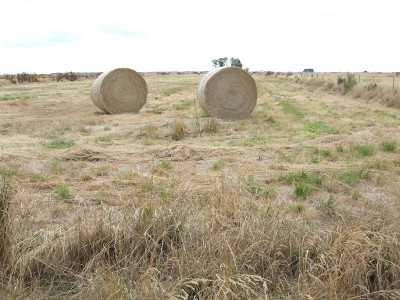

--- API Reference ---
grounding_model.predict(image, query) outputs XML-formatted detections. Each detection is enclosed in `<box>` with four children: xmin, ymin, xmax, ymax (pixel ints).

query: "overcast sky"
<box><xmin>1</xmin><ymin>0</ymin><xmax>399</xmax><ymax>73</ymax></box>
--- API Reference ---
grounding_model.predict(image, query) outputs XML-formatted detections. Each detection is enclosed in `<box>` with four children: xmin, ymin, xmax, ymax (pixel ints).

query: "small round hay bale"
<box><xmin>197</xmin><ymin>67</ymin><xmax>257</xmax><ymax>119</ymax></box>
<box><xmin>90</xmin><ymin>68</ymin><xmax>147</xmax><ymax>114</ymax></box>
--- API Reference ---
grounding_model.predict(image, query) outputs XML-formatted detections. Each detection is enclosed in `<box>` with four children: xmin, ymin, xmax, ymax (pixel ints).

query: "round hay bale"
<box><xmin>197</xmin><ymin>67</ymin><xmax>257</xmax><ymax>119</ymax></box>
<box><xmin>90</xmin><ymin>68</ymin><xmax>147</xmax><ymax>114</ymax></box>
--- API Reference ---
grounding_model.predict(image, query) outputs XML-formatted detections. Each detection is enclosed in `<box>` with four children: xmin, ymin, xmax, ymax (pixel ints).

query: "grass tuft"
<box><xmin>202</xmin><ymin>118</ymin><xmax>219</xmax><ymax>133</ymax></box>
<box><xmin>171</xmin><ymin>118</ymin><xmax>185</xmax><ymax>141</ymax></box>
<box><xmin>55</xmin><ymin>184</ymin><xmax>71</xmax><ymax>199</ymax></box>
<box><xmin>353</xmin><ymin>144</ymin><xmax>374</xmax><ymax>157</ymax></box>
<box><xmin>0</xmin><ymin>175</ymin><xmax>12</xmax><ymax>267</ymax></box>
<box><xmin>211</xmin><ymin>160</ymin><xmax>226</xmax><ymax>171</ymax></box>
<box><xmin>381</xmin><ymin>141</ymin><xmax>396</xmax><ymax>152</ymax></box>
<box><xmin>44</xmin><ymin>139</ymin><xmax>75</xmax><ymax>149</ymax></box>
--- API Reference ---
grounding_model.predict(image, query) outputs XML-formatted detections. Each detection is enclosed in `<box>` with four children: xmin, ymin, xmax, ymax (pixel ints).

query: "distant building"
<box><xmin>303</xmin><ymin>68</ymin><xmax>314</xmax><ymax>73</ymax></box>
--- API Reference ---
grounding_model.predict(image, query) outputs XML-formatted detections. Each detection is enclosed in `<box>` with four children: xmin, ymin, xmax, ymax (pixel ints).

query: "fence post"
<box><xmin>393</xmin><ymin>76</ymin><xmax>395</xmax><ymax>91</ymax></box>
<box><xmin>372</xmin><ymin>76</ymin><xmax>375</xmax><ymax>83</ymax></box>
<box><xmin>358</xmin><ymin>75</ymin><xmax>361</xmax><ymax>83</ymax></box>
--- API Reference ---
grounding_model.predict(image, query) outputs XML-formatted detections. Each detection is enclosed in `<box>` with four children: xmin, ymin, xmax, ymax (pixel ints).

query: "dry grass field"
<box><xmin>1</xmin><ymin>73</ymin><xmax>400</xmax><ymax>299</ymax></box>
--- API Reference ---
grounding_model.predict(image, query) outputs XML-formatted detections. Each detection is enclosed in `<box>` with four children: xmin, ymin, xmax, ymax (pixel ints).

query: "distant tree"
<box><xmin>230</xmin><ymin>58</ymin><xmax>243</xmax><ymax>68</ymax></box>
<box><xmin>212</xmin><ymin>57</ymin><xmax>246</xmax><ymax>69</ymax></box>
<box><xmin>211</xmin><ymin>57</ymin><xmax>228</xmax><ymax>68</ymax></box>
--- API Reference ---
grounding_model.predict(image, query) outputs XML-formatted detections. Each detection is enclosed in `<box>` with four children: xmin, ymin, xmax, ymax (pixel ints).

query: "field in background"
<box><xmin>1</xmin><ymin>73</ymin><xmax>400</xmax><ymax>299</ymax></box>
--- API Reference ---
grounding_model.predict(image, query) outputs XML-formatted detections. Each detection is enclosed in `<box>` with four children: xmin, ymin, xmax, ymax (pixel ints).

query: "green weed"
<box><xmin>55</xmin><ymin>184</ymin><xmax>71</xmax><ymax>199</ymax></box>
<box><xmin>151</xmin><ymin>108</ymin><xmax>164</xmax><ymax>114</ymax></box>
<box><xmin>311</xmin><ymin>157</ymin><xmax>320</xmax><ymax>164</ymax></box>
<box><xmin>280</xmin><ymin>100</ymin><xmax>304</xmax><ymax>118</ymax></box>
<box><xmin>30</xmin><ymin>173</ymin><xmax>51</xmax><ymax>182</ymax></box>
<box><xmin>281</xmin><ymin>170</ymin><xmax>324</xmax><ymax>187</ymax></box>
<box><xmin>44</xmin><ymin>139</ymin><xmax>75</xmax><ymax>149</ymax></box>
<box><xmin>381</xmin><ymin>141</ymin><xmax>396</xmax><ymax>152</ymax></box>
<box><xmin>211</xmin><ymin>160</ymin><xmax>225</xmax><ymax>171</ymax></box>
<box><xmin>161</xmin><ymin>87</ymin><xmax>180</xmax><ymax>96</ymax></box>
<box><xmin>294</xmin><ymin>183</ymin><xmax>313</xmax><ymax>198</ymax></box>
<box><xmin>307</xmin><ymin>121</ymin><xmax>338</xmax><ymax>134</ymax></box>
<box><xmin>322</xmin><ymin>149</ymin><xmax>332</xmax><ymax>157</ymax></box>
<box><xmin>158</xmin><ymin>161</ymin><xmax>172</xmax><ymax>170</ymax></box>
<box><xmin>336</xmin><ymin>145</ymin><xmax>345</xmax><ymax>153</ymax></box>
<box><xmin>264</xmin><ymin>116</ymin><xmax>277</xmax><ymax>124</ymax></box>
<box><xmin>340</xmin><ymin>169</ymin><xmax>369</xmax><ymax>185</ymax></box>
<box><xmin>173</xmin><ymin>100</ymin><xmax>193</xmax><ymax>110</ymax></box>
<box><xmin>294</xmin><ymin>204</ymin><xmax>305</xmax><ymax>214</ymax></box>
<box><xmin>263</xmin><ymin>187</ymin><xmax>278</xmax><ymax>199</ymax></box>
<box><xmin>118</xmin><ymin>171</ymin><xmax>139</xmax><ymax>180</ymax></box>
<box><xmin>353</xmin><ymin>144</ymin><xmax>374</xmax><ymax>157</ymax></box>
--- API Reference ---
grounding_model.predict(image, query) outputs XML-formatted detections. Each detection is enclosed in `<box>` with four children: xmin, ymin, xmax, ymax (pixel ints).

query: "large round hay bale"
<box><xmin>197</xmin><ymin>67</ymin><xmax>257</xmax><ymax>119</ymax></box>
<box><xmin>90</xmin><ymin>68</ymin><xmax>147</xmax><ymax>114</ymax></box>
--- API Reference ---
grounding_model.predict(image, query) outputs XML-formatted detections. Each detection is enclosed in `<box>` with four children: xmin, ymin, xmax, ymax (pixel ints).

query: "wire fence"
<box><xmin>299</xmin><ymin>72</ymin><xmax>400</xmax><ymax>91</ymax></box>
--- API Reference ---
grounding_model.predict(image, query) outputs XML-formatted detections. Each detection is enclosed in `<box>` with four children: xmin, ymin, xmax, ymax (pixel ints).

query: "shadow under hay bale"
<box><xmin>197</xmin><ymin>67</ymin><xmax>257</xmax><ymax>119</ymax></box>
<box><xmin>90</xmin><ymin>68</ymin><xmax>147</xmax><ymax>114</ymax></box>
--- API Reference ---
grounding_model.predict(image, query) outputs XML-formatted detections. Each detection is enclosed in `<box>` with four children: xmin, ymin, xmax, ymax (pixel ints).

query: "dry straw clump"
<box><xmin>90</xmin><ymin>68</ymin><xmax>147</xmax><ymax>114</ymax></box>
<box><xmin>197</xmin><ymin>67</ymin><xmax>257</xmax><ymax>119</ymax></box>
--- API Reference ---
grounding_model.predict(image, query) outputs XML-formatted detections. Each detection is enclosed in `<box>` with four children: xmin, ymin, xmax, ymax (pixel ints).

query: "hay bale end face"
<box><xmin>90</xmin><ymin>68</ymin><xmax>147</xmax><ymax>114</ymax></box>
<box><xmin>197</xmin><ymin>67</ymin><xmax>257</xmax><ymax>119</ymax></box>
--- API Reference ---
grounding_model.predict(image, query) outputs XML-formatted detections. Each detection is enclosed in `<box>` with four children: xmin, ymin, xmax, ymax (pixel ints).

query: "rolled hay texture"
<box><xmin>197</xmin><ymin>67</ymin><xmax>257</xmax><ymax>119</ymax></box>
<box><xmin>90</xmin><ymin>68</ymin><xmax>147</xmax><ymax>114</ymax></box>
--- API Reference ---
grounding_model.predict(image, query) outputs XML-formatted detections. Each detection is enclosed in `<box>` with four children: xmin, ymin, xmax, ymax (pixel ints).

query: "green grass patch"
<box><xmin>281</xmin><ymin>170</ymin><xmax>324</xmax><ymax>187</ymax></box>
<box><xmin>263</xmin><ymin>187</ymin><xmax>278</xmax><ymax>199</ymax></box>
<box><xmin>374</xmin><ymin>110</ymin><xmax>397</xmax><ymax>119</ymax></box>
<box><xmin>294</xmin><ymin>204</ymin><xmax>305</xmax><ymax>214</ymax></box>
<box><xmin>340</xmin><ymin>169</ymin><xmax>369</xmax><ymax>185</ymax></box>
<box><xmin>336</xmin><ymin>145</ymin><xmax>345</xmax><ymax>154</ymax></box>
<box><xmin>0</xmin><ymin>95</ymin><xmax>19</xmax><ymax>101</ymax></box>
<box><xmin>173</xmin><ymin>100</ymin><xmax>193</xmax><ymax>110</ymax></box>
<box><xmin>306</xmin><ymin>121</ymin><xmax>339</xmax><ymax>134</ymax></box>
<box><xmin>118</xmin><ymin>171</ymin><xmax>139</xmax><ymax>180</ymax></box>
<box><xmin>161</xmin><ymin>87</ymin><xmax>180</xmax><ymax>96</ymax></box>
<box><xmin>211</xmin><ymin>160</ymin><xmax>226</xmax><ymax>171</ymax></box>
<box><xmin>264</xmin><ymin>116</ymin><xmax>277</xmax><ymax>125</ymax></box>
<box><xmin>353</xmin><ymin>144</ymin><xmax>374</xmax><ymax>157</ymax></box>
<box><xmin>281</xmin><ymin>170</ymin><xmax>324</xmax><ymax>197</ymax></box>
<box><xmin>158</xmin><ymin>160</ymin><xmax>172</xmax><ymax>170</ymax></box>
<box><xmin>280</xmin><ymin>100</ymin><xmax>304</xmax><ymax>118</ymax></box>
<box><xmin>151</xmin><ymin>108</ymin><xmax>164</xmax><ymax>114</ymax></box>
<box><xmin>321</xmin><ymin>149</ymin><xmax>332</xmax><ymax>157</ymax></box>
<box><xmin>294</xmin><ymin>183</ymin><xmax>313</xmax><ymax>198</ymax></box>
<box><xmin>232</xmin><ymin>135</ymin><xmax>269</xmax><ymax>146</ymax></box>
<box><xmin>55</xmin><ymin>184</ymin><xmax>71</xmax><ymax>199</ymax></box>
<box><xmin>44</xmin><ymin>139</ymin><xmax>75</xmax><ymax>149</ymax></box>
<box><xmin>311</xmin><ymin>157</ymin><xmax>320</xmax><ymax>164</ymax></box>
<box><xmin>30</xmin><ymin>173</ymin><xmax>51</xmax><ymax>182</ymax></box>
<box><xmin>381</xmin><ymin>141</ymin><xmax>396</xmax><ymax>152</ymax></box>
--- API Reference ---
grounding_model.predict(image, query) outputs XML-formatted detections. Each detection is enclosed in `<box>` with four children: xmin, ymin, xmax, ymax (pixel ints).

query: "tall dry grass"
<box><xmin>1</xmin><ymin>174</ymin><xmax>399</xmax><ymax>299</ymax></box>
<box><xmin>0</xmin><ymin>175</ymin><xmax>12</xmax><ymax>272</ymax></box>
<box><xmin>298</xmin><ymin>76</ymin><xmax>400</xmax><ymax>108</ymax></box>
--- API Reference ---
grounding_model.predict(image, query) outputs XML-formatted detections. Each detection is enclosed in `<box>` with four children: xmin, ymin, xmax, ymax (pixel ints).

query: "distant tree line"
<box><xmin>2</xmin><ymin>72</ymin><xmax>101</xmax><ymax>84</ymax></box>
